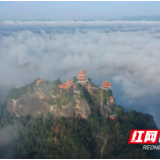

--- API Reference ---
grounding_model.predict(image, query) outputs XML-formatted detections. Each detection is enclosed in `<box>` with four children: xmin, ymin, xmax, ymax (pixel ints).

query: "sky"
<box><xmin>0</xmin><ymin>1</ymin><xmax>160</xmax><ymax>20</ymax></box>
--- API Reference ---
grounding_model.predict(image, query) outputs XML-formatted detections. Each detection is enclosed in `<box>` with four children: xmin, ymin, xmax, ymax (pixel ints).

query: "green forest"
<box><xmin>0</xmin><ymin>102</ymin><xmax>157</xmax><ymax>159</ymax></box>
<box><xmin>0</xmin><ymin>78</ymin><xmax>158</xmax><ymax>158</ymax></box>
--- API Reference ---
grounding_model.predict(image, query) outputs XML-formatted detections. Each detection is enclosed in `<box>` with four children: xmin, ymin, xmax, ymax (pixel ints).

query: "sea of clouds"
<box><xmin>0</xmin><ymin>20</ymin><xmax>160</xmax><ymax>127</ymax></box>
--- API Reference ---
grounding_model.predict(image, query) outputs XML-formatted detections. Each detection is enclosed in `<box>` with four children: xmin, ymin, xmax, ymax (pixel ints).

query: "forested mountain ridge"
<box><xmin>0</xmin><ymin>77</ymin><xmax>158</xmax><ymax>158</ymax></box>
<box><xmin>6</xmin><ymin>78</ymin><xmax>114</xmax><ymax>119</ymax></box>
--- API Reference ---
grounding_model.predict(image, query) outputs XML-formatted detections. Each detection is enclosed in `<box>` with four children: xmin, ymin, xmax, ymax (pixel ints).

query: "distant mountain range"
<box><xmin>73</xmin><ymin>16</ymin><xmax>160</xmax><ymax>21</ymax></box>
<box><xmin>1</xmin><ymin>16</ymin><xmax>160</xmax><ymax>22</ymax></box>
<box><xmin>111</xmin><ymin>16</ymin><xmax>160</xmax><ymax>21</ymax></box>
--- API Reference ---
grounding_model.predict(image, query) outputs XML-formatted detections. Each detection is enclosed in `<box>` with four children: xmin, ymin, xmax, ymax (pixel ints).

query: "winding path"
<box><xmin>95</xmin><ymin>135</ymin><xmax>107</xmax><ymax>159</ymax></box>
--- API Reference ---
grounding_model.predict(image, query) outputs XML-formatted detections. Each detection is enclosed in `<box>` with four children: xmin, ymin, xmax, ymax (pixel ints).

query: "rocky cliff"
<box><xmin>7</xmin><ymin>79</ymin><xmax>115</xmax><ymax>118</ymax></box>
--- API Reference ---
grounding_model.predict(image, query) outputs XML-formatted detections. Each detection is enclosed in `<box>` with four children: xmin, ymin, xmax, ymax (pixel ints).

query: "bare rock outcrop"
<box><xmin>7</xmin><ymin>93</ymin><xmax>90</xmax><ymax>118</ymax></box>
<box><xmin>6</xmin><ymin>80</ymin><xmax>114</xmax><ymax>119</ymax></box>
<box><xmin>7</xmin><ymin>94</ymin><xmax>50</xmax><ymax>117</ymax></box>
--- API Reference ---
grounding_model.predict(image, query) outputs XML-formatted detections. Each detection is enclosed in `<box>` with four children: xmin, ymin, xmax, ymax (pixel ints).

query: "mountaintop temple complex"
<box><xmin>57</xmin><ymin>70</ymin><xmax>114</xmax><ymax>102</ymax></box>
<box><xmin>58</xmin><ymin>70</ymin><xmax>88</xmax><ymax>90</ymax></box>
<box><xmin>35</xmin><ymin>71</ymin><xmax>114</xmax><ymax>104</ymax></box>
<box><xmin>35</xmin><ymin>70</ymin><xmax>115</xmax><ymax>119</ymax></box>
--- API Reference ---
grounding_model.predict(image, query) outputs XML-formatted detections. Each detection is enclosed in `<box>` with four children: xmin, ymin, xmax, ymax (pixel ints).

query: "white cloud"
<box><xmin>0</xmin><ymin>24</ymin><xmax>160</xmax><ymax>91</ymax></box>
<box><xmin>1</xmin><ymin>20</ymin><xmax>160</xmax><ymax>127</ymax></box>
<box><xmin>0</xmin><ymin>20</ymin><xmax>160</xmax><ymax>31</ymax></box>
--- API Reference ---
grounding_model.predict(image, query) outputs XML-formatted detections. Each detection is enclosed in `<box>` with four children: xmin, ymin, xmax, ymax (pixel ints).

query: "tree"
<box><xmin>106</xmin><ymin>89</ymin><xmax>112</xmax><ymax>97</ymax></box>
<box><xmin>129</xmin><ymin>108</ymin><xmax>132</xmax><ymax>114</ymax></box>
<box><xmin>107</xmin><ymin>109</ymin><xmax>110</xmax><ymax>116</ymax></box>
<box><xmin>53</xmin><ymin>78</ymin><xmax>61</xmax><ymax>86</ymax></box>
<box><xmin>76</xmin><ymin>83</ymin><xmax>80</xmax><ymax>90</ymax></box>
<box><xmin>53</xmin><ymin>136</ymin><xmax>59</xmax><ymax>145</ymax></box>
<box><xmin>73</xmin><ymin>77</ymin><xmax>77</xmax><ymax>84</ymax></box>
<box><xmin>88</xmin><ymin>78</ymin><xmax>92</xmax><ymax>82</ymax></box>
<box><xmin>114</xmin><ymin>122</ymin><xmax>121</xmax><ymax>134</ymax></box>
<box><xmin>115</xmin><ymin>106</ymin><xmax>119</xmax><ymax>114</ymax></box>
<box><xmin>75</xmin><ymin>114</ymin><xmax>81</xmax><ymax>120</ymax></box>
<box><xmin>55</xmin><ymin>124</ymin><xmax>61</xmax><ymax>133</ymax></box>
<box><xmin>57</xmin><ymin>78</ymin><xmax>61</xmax><ymax>85</ymax></box>
<box><xmin>129</xmin><ymin>108</ymin><xmax>134</xmax><ymax>123</ymax></box>
<box><xmin>118</xmin><ymin>108</ymin><xmax>122</xmax><ymax>116</ymax></box>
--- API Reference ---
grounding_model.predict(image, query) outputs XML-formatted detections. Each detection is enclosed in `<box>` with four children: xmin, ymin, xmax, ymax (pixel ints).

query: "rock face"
<box><xmin>7</xmin><ymin>94</ymin><xmax>90</xmax><ymax>118</ymax></box>
<box><xmin>7</xmin><ymin>80</ymin><xmax>115</xmax><ymax>119</ymax></box>
<box><xmin>49</xmin><ymin>99</ymin><xmax>90</xmax><ymax>119</ymax></box>
<box><xmin>99</xmin><ymin>102</ymin><xmax>115</xmax><ymax>118</ymax></box>
<box><xmin>107</xmin><ymin>102</ymin><xmax>115</xmax><ymax>114</ymax></box>
<box><xmin>7</xmin><ymin>94</ymin><xmax>50</xmax><ymax>117</ymax></box>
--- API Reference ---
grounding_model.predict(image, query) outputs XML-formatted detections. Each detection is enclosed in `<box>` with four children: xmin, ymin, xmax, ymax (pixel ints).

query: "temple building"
<box><xmin>101</xmin><ymin>81</ymin><xmax>111</xmax><ymax>90</ymax></box>
<box><xmin>35</xmin><ymin>79</ymin><xmax>44</xmax><ymax>85</ymax></box>
<box><xmin>109</xmin><ymin>114</ymin><xmax>117</xmax><ymax>120</ymax></box>
<box><xmin>58</xmin><ymin>80</ymin><xmax>73</xmax><ymax>89</ymax></box>
<box><xmin>77</xmin><ymin>70</ymin><xmax>87</xmax><ymax>82</ymax></box>
<box><xmin>66</xmin><ymin>80</ymin><xmax>73</xmax><ymax>88</ymax></box>
<box><xmin>110</xmin><ymin>96</ymin><xmax>114</xmax><ymax>103</ymax></box>
<box><xmin>58</xmin><ymin>82</ymin><xmax>66</xmax><ymax>89</ymax></box>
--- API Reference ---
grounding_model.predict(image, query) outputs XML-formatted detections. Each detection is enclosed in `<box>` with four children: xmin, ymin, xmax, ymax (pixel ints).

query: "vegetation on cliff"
<box><xmin>0</xmin><ymin>100</ymin><xmax>157</xmax><ymax>159</ymax></box>
<box><xmin>8</xmin><ymin>82</ymin><xmax>35</xmax><ymax>100</ymax></box>
<box><xmin>7</xmin><ymin>78</ymin><xmax>61</xmax><ymax>100</ymax></box>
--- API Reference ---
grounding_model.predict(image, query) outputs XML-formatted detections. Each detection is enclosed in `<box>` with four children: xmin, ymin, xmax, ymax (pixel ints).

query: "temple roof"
<box><xmin>78</xmin><ymin>75</ymin><xmax>86</xmax><ymax>78</ymax></box>
<box><xmin>66</xmin><ymin>80</ymin><xmax>73</xmax><ymax>84</ymax></box>
<box><xmin>102</xmin><ymin>81</ymin><xmax>111</xmax><ymax>84</ymax></box>
<box><xmin>110</xmin><ymin>96</ymin><xmax>114</xmax><ymax>99</ymax></box>
<box><xmin>78</xmin><ymin>70</ymin><xmax>86</xmax><ymax>74</ymax></box>
<box><xmin>103</xmin><ymin>86</ymin><xmax>111</xmax><ymax>87</ymax></box>
<box><xmin>58</xmin><ymin>80</ymin><xmax>73</xmax><ymax>89</ymax></box>
<box><xmin>102</xmin><ymin>81</ymin><xmax>111</xmax><ymax>88</ymax></box>
<box><xmin>103</xmin><ymin>84</ymin><xmax>111</xmax><ymax>86</ymax></box>
<box><xmin>109</xmin><ymin>114</ymin><xmax>117</xmax><ymax>117</ymax></box>
<box><xmin>35</xmin><ymin>78</ymin><xmax>44</xmax><ymax>84</ymax></box>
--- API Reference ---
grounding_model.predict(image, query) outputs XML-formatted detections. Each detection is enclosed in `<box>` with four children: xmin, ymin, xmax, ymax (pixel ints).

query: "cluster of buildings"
<box><xmin>35</xmin><ymin>70</ymin><xmax>117</xmax><ymax>120</ymax></box>
<box><xmin>35</xmin><ymin>70</ymin><xmax>115</xmax><ymax>102</ymax></box>
<box><xmin>57</xmin><ymin>70</ymin><xmax>87</xmax><ymax>89</ymax></box>
<box><xmin>101</xmin><ymin>81</ymin><xmax>113</xmax><ymax>103</ymax></box>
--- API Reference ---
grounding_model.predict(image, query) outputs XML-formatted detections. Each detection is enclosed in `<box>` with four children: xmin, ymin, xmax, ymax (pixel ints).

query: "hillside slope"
<box><xmin>7</xmin><ymin>78</ymin><xmax>115</xmax><ymax>118</ymax></box>
<box><xmin>0</xmin><ymin>78</ymin><xmax>158</xmax><ymax>159</ymax></box>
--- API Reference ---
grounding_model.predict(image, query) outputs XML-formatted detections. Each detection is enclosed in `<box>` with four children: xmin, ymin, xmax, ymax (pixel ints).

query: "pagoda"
<box><xmin>102</xmin><ymin>81</ymin><xmax>111</xmax><ymax>90</ymax></box>
<box><xmin>77</xmin><ymin>70</ymin><xmax>87</xmax><ymax>82</ymax></box>
<box><xmin>58</xmin><ymin>80</ymin><xmax>73</xmax><ymax>89</ymax></box>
